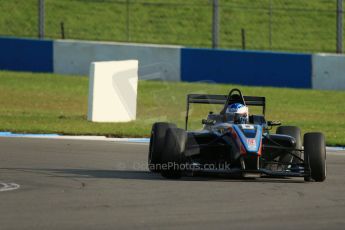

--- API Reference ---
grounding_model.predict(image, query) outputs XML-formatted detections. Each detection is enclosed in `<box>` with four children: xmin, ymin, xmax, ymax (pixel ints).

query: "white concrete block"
<box><xmin>312</xmin><ymin>53</ymin><xmax>345</xmax><ymax>90</ymax></box>
<box><xmin>88</xmin><ymin>60</ymin><xmax>138</xmax><ymax>122</ymax></box>
<box><xmin>54</xmin><ymin>39</ymin><xmax>181</xmax><ymax>81</ymax></box>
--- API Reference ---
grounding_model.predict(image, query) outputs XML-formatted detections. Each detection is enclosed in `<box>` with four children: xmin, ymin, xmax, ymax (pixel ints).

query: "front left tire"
<box><xmin>276</xmin><ymin>126</ymin><xmax>302</xmax><ymax>167</ymax></box>
<box><xmin>304</xmin><ymin>132</ymin><xmax>326</xmax><ymax>182</ymax></box>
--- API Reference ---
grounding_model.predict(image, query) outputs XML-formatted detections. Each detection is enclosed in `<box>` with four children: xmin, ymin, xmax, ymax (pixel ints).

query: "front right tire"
<box><xmin>148</xmin><ymin>122</ymin><xmax>177</xmax><ymax>172</ymax></box>
<box><xmin>160</xmin><ymin>128</ymin><xmax>187</xmax><ymax>179</ymax></box>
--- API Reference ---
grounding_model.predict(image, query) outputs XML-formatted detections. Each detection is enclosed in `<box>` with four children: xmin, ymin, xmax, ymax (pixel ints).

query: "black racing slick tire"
<box><xmin>304</xmin><ymin>132</ymin><xmax>326</xmax><ymax>182</ymax></box>
<box><xmin>276</xmin><ymin>126</ymin><xmax>302</xmax><ymax>149</ymax></box>
<box><xmin>148</xmin><ymin>122</ymin><xmax>177</xmax><ymax>172</ymax></box>
<box><xmin>276</xmin><ymin>126</ymin><xmax>302</xmax><ymax>165</ymax></box>
<box><xmin>160</xmin><ymin>128</ymin><xmax>187</xmax><ymax>179</ymax></box>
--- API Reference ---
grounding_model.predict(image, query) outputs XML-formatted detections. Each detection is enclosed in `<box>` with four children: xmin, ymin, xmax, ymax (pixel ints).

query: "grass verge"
<box><xmin>0</xmin><ymin>70</ymin><xmax>344</xmax><ymax>146</ymax></box>
<box><xmin>0</xmin><ymin>0</ymin><xmax>343</xmax><ymax>53</ymax></box>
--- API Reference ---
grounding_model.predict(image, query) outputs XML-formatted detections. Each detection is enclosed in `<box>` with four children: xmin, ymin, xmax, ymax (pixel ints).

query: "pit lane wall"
<box><xmin>0</xmin><ymin>37</ymin><xmax>345</xmax><ymax>90</ymax></box>
<box><xmin>54</xmin><ymin>40</ymin><xmax>181</xmax><ymax>81</ymax></box>
<box><xmin>0</xmin><ymin>37</ymin><xmax>181</xmax><ymax>82</ymax></box>
<box><xmin>181</xmin><ymin>48</ymin><xmax>312</xmax><ymax>88</ymax></box>
<box><xmin>312</xmin><ymin>54</ymin><xmax>345</xmax><ymax>90</ymax></box>
<box><xmin>0</xmin><ymin>37</ymin><xmax>53</xmax><ymax>72</ymax></box>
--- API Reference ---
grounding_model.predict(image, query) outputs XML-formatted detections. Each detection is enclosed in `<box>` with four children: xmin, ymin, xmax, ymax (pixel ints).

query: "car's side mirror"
<box><xmin>202</xmin><ymin>119</ymin><xmax>216</xmax><ymax>125</ymax></box>
<box><xmin>267</xmin><ymin>120</ymin><xmax>281</xmax><ymax>126</ymax></box>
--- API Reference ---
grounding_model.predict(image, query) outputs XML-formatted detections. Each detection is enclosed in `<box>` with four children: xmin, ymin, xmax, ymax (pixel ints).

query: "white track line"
<box><xmin>326</xmin><ymin>151</ymin><xmax>345</xmax><ymax>156</ymax></box>
<box><xmin>0</xmin><ymin>182</ymin><xmax>20</xmax><ymax>192</ymax></box>
<box><xmin>2</xmin><ymin>135</ymin><xmax>150</xmax><ymax>143</ymax></box>
<box><xmin>1</xmin><ymin>134</ymin><xmax>345</xmax><ymax>151</ymax></box>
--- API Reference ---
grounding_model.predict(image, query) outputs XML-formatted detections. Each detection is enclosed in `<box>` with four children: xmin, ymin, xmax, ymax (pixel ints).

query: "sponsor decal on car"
<box><xmin>241</xmin><ymin>124</ymin><xmax>255</xmax><ymax>130</ymax></box>
<box><xmin>247</xmin><ymin>138</ymin><xmax>257</xmax><ymax>149</ymax></box>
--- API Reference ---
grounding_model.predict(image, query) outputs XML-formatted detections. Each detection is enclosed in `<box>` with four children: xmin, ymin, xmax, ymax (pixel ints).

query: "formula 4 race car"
<box><xmin>148</xmin><ymin>88</ymin><xmax>326</xmax><ymax>182</ymax></box>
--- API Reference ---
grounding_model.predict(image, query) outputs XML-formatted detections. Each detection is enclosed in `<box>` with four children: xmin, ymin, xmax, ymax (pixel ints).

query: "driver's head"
<box><xmin>226</xmin><ymin>103</ymin><xmax>249</xmax><ymax>124</ymax></box>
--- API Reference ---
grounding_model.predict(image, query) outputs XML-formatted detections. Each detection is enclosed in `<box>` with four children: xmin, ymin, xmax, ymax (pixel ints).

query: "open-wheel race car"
<box><xmin>148</xmin><ymin>88</ymin><xmax>326</xmax><ymax>182</ymax></box>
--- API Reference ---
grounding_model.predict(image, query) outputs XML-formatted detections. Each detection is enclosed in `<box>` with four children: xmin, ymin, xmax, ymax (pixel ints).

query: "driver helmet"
<box><xmin>226</xmin><ymin>103</ymin><xmax>249</xmax><ymax>124</ymax></box>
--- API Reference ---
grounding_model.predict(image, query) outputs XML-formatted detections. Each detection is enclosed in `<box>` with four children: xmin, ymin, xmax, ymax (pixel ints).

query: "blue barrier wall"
<box><xmin>0</xmin><ymin>37</ymin><xmax>53</xmax><ymax>72</ymax></box>
<box><xmin>0</xmin><ymin>37</ymin><xmax>318</xmax><ymax>89</ymax></box>
<box><xmin>181</xmin><ymin>48</ymin><xmax>312</xmax><ymax>88</ymax></box>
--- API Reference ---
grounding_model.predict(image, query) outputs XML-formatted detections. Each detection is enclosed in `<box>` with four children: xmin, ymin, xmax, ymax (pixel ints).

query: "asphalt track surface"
<box><xmin>1</xmin><ymin>137</ymin><xmax>345</xmax><ymax>230</ymax></box>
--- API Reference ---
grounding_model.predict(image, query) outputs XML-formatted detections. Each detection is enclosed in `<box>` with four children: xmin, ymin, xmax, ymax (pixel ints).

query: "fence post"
<box><xmin>336</xmin><ymin>0</ymin><xmax>343</xmax><ymax>53</ymax></box>
<box><xmin>241</xmin><ymin>28</ymin><xmax>246</xmax><ymax>50</ymax></box>
<box><xmin>60</xmin><ymin>22</ymin><xmax>65</xmax><ymax>39</ymax></box>
<box><xmin>126</xmin><ymin>0</ymin><xmax>130</xmax><ymax>42</ymax></box>
<box><xmin>38</xmin><ymin>0</ymin><xmax>45</xmax><ymax>39</ymax></box>
<box><xmin>212</xmin><ymin>0</ymin><xmax>219</xmax><ymax>48</ymax></box>
<box><xmin>269</xmin><ymin>0</ymin><xmax>273</xmax><ymax>49</ymax></box>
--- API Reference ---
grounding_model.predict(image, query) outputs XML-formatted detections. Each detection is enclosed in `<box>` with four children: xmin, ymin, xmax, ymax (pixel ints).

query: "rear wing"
<box><xmin>185</xmin><ymin>94</ymin><xmax>266</xmax><ymax>130</ymax></box>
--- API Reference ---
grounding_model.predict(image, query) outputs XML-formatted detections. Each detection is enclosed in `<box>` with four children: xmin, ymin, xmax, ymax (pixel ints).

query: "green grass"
<box><xmin>0</xmin><ymin>0</ymin><xmax>343</xmax><ymax>53</ymax></box>
<box><xmin>0</xmin><ymin>70</ymin><xmax>344</xmax><ymax>146</ymax></box>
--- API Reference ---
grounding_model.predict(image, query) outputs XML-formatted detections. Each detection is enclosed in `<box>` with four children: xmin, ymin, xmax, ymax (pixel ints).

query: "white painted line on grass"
<box><xmin>0</xmin><ymin>182</ymin><xmax>20</xmax><ymax>192</ymax></box>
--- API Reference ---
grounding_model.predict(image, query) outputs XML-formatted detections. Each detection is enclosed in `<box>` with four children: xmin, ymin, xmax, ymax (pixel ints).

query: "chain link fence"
<box><xmin>0</xmin><ymin>0</ymin><xmax>343</xmax><ymax>53</ymax></box>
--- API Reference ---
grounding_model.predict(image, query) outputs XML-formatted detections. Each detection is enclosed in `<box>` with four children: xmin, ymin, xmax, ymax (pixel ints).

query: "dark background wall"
<box><xmin>181</xmin><ymin>48</ymin><xmax>312</xmax><ymax>88</ymax></box>
<box><xmin>0</xmin><ymin>37</ymin><xmax>53</xmax><ymax>73</ymax></box>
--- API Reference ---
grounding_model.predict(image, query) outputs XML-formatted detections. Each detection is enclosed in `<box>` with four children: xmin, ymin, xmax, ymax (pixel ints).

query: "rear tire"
<box><xmin>304</xmin><ymin>132</ymin><xmax>326</xmax><ymax>182</ymax></box>
<box><xmin>276</xmin><ymin>126</ymin><xmax>302</xmax><ymax>149</ymax></box>
<box><xmin>276</xmin><ymin>126</ymin><xmax>302</xmax><ymax>166</ymax></box>
<box><xmin>148</xmin><ymin>122</ymin><xmax>177</xmax><ymax>172</ymax></box>
<box><xmin>160</xmin><ymin>128</ymin><xmax>187</xmax><ymax>179</ymax></box>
